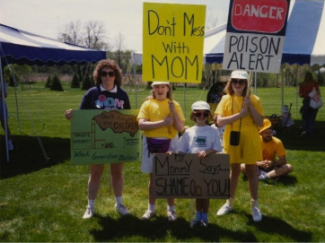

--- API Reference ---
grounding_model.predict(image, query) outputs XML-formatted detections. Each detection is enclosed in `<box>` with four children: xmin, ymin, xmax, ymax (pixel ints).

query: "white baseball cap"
<box><xmin>191</xmin><ymin>101</ymin><xmax>210</xmax><ymax>111</ymax></box>
<box><xmin>231</xmin><ymin>70</ymin><xmax>249</xmax><ymax>80</ymax></box>
<box><xmin>151</xmin><ymin>81</ymin><xmax>170</xmax><ymax>87</ymax></box>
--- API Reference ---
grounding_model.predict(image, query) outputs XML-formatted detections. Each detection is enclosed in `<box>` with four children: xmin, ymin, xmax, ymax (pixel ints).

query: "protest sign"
<box><xmin>142</xmin><ymin>2</ymin><xmax>206</xmax><ymax>83</ymax></box>
<box><xmin>70</xmin><ymin>110</ymin><xmax>141</xmax><ymax>165</ymax></box>
<box><xmin>222</xmin><ymin>0</ymin><xmax>291</xmax><ymax>73</ymax></box>
<box><xmin>153</xmin><ymin>153</ymin><xmax>230</xmax><ymax>199</ymax></box>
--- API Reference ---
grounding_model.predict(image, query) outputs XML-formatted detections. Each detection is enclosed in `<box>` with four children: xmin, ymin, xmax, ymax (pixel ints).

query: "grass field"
<box><xmin>0</xmin><ymin>82</ymin><xmax>325</xmax><ymax>242</ymax></box>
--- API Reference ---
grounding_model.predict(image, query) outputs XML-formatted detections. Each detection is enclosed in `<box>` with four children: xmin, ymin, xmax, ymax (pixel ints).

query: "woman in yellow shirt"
<box><xmin>214</xmin><ymin>70</ymin><xmax>264</xmax><ymax>222</ymax></box>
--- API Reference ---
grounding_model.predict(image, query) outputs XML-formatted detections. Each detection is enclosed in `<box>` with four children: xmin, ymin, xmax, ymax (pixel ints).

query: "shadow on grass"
<box><xmin>0</xmin><ymin>134</ymin><xmax>70</xmax><ymax>179</ymax></box>
<box><xmin>274</xmin><ymin>120</ymin><xmax>325</xmax><ymax>152</ymax></box>
<box><xmin>90</xmin><ymin>214</ymin><xmax>257</xmax><ymax>242</ymax></box>
<box><xmin>246</xmin><ymin>214</ymin><xmax>313</xmax><ymax>242</ymax></box>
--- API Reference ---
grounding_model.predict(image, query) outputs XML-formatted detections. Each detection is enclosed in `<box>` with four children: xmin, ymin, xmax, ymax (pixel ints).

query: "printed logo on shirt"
<box><xmin>95</xmin><ymin>95</ymin><xmax>125</xmax><ymax>109</ymax></box>
<box><xmin>194</xmin><ymin>136</ymin><xmax>207</xmax><ymax>147</ymax></box>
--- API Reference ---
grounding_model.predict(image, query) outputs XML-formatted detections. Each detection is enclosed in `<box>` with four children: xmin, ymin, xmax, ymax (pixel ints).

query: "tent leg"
<box><xmin>0</xmin><ymin>58</ymin><xmax>10</xmax><ymax>161</ymax></box>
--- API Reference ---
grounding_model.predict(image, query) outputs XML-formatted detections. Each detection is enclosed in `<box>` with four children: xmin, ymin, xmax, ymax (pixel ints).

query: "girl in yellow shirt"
<box><xmin>214</xmin><ymin>70</ymin><xmax>264</xmax><ymax>222</ymax></box>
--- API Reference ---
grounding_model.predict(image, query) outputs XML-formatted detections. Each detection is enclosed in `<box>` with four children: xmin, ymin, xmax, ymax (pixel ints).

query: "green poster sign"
<box><xmin>70</xmin><ymin>110</ymin><xmax>141</xmax><ymax>165</ymax></box>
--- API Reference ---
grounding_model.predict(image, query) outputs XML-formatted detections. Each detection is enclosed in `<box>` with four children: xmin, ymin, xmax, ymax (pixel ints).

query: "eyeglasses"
<box><xmin>101</xmin><ymin>71</ymin><xmax>115</xmax><ymax>77</ymax></box>
<box><xmin>194</xmin><ymin>111</ymin><xmax>210</xmax><ymax>118</ymax></box>
<box><xmin>231</xmin><ymin>79</ymin><xmax>246</xmax><ymax>85</ymax></box>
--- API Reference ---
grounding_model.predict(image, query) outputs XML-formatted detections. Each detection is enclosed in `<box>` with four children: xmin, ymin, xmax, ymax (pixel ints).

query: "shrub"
<box><xmin>50</xmin><ymin>75</ymin><xmax>64</xmax><ymax>91</ymax></box>
<box><xmin>81</xmin><ymin>76</ymin><xmax>94</xmax><ymax>90</ymax></box>
<box><xmin>70</xmin><ymin>74</ymin><xmax>80</xmax><ymax>88</ymax></box>
<box><xmin>45</xmin><ymin>75</ymin><xmax>52</xmax><ymax>88</ymax></box>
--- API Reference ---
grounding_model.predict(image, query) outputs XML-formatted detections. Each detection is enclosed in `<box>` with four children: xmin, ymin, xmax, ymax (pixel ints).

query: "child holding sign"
<box><xmin>137</xmin><ymin>81</ymin><xmax>185</xmax><ymax>221</ymax></box>
<box><xmin>177</xmin><ymin>101</ymin><xmax>222</xmax><ymax>227</ymax></box>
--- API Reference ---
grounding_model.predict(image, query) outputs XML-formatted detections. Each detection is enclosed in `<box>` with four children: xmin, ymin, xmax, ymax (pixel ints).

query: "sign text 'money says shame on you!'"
<box><xmin>143</xmin><ymin>3</ymin><xmax>206</xmax><ymax>84</ymax></box>
<box><xmin>153</xmin><ymin>153</ymin><xmax>230</xmax><ymax>199</ymax></box>
<box><xmin>223</xmin><ymin>0</ymin><xmax>290</xmax><ymax>73</ymax></box>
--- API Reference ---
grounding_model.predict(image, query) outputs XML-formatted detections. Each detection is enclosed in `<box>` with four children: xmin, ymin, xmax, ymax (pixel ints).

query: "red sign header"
<box><xmin>232</xmin><ymin>0</ymin><xmax>288</xmax><ymax>33</ymax></box>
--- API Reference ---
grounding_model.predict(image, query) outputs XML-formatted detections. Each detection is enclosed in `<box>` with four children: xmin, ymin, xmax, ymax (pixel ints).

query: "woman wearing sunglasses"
<box><xmin>65</xmin><ymin>59</ymin><xmax>131</xmax><ymax>219</ymax></box>
<box><xmin>214</xmin><ymin>70</ymin><xmax>264</xmax><ymax>222</ymax></box>
<box><xmin>177</xmin><ymin>101</ymin><xmax>222</xmax><ymax>227</ymax></box>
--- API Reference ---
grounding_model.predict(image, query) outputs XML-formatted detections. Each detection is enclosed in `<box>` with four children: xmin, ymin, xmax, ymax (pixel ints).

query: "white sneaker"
<box><xmin>252</xmin><ymin>206</ymin><xmax>262</xmax><ymax>222</ymax></box>
<box><xmin>167</xmin><ymin>210</ymin><xmax>177</xmax><ymax>221</ymax></box>
<box><xmin>82</xmin><ymin>206</ymin><xmax>94</xmax><ymax>219</ymax></box>
<box><xmin>115</xmin><ymin>203</ymin><xmax>130</xmax><ymax>216</ymax></box>
<box><xmin>217</xmin><ymin>203</ymin><xmax>232</xmax><ymax>216</ymax></box>
<box><xmin>142</xmin><ymin>210</ymin><xmax>155</xmax><ymax>220</ymax></box>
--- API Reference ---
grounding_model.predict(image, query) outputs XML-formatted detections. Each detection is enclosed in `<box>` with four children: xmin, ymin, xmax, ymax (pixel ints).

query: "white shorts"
<box><xmin>141</xmin><ymin>134</ymin><xmax>179</xmax><ymax>173</ymax></box>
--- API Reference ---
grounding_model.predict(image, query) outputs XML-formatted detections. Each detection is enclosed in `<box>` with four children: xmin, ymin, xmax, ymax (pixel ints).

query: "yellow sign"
<box><xmin>143</xmin><ymin>2</ymin><xmax>206</xmax><ymax>83</ymax></box>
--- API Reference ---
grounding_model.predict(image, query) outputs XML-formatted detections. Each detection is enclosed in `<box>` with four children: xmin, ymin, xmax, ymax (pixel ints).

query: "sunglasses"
<box><xmin>231</xmin><ymin>79</ymin><xmax>246</xmax><ymax>85</ymax></box>
<box><xmin>194</xmin><ymin>111</ymin><xmax>210</xmax><ymax>118</ymax></box>
<box><xmin>101</xmin><ymin>71</ymin><xmax>115</xmax><ymax>77</ymax></box>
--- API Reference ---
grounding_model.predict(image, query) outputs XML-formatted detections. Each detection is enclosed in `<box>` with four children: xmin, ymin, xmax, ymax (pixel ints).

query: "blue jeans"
<box><xmin>301</xmin><ymin>98</ymin><xmax>319</xmax><ymax>136</ymax></box>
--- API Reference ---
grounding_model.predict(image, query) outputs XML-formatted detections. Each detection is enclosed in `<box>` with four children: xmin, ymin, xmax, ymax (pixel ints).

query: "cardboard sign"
<box><xmin>222</xmin><ymin>0</ymin><xmax>290</xmax><ymax>73</ymax></box>
<box><xmin>153</xmin><ymin>153</ymin><xmax>230</xmax><ymax>199</ymax></box>
<box><xmin>142</xmin><ymin>2</ymin><xmax>206</xmax><ymax>83</ymax></box>
<box><xmin>70</xmin><ymin>110</ymin><xmax>141</xmax><ymax>165</ymax></box>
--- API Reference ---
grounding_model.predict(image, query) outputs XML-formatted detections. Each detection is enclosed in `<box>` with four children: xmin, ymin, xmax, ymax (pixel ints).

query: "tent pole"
<box><xmin>0</xmin><ymin>58</ymin><xmax>10</xmax><ymax>161</ymax></box>
<box><xmin>296</xmin><ymin>66</ymin><xmax>299</xmax><ymax>118</ymax></box>
<box><xmin>281</xmin><ymin>66</ymin><xmax>284</xmax><ymax>109</ymax></box>
<box><xmin>254</xmin><ymin>72</ymin><xmax>257</xmax><ymax>95</ymax></box>
<box><xmin>183</xmin><ymin>83</ymin><xmax>186</xmax><ymax>118</ymax></box>
<box><xmin>133</xmin><ymin>64</ymin><xmax>137</xmax><ymax>109</ymax></box>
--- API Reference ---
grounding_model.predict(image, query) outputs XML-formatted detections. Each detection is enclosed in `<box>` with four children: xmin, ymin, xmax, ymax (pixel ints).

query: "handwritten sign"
<box><xmin>222</xmin><ymin>0</ymin><xmax>290</xmax><ymax>73</ymax></box>
<box><xmin>153</xmin><ymin>153</ymin><xmax>230</xmax><ymax>199</ymax></box>
<box><xmin>142</xmin><ymin>2</ymin><xmax>206</xmax><ymax>83</ymax></box>
<box><xmin>70</xmin><ymin>110</ymin><xmax>141</xmax><ymax>165</ymax></box>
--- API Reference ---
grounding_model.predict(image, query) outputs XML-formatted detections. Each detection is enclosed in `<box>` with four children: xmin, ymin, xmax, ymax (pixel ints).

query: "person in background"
<box><xmin>65</xmin><ymin>59</ymin><xmax>131</xmax><ymax>219</ymax></box>
<box><xmin>206</xmin><ymin>78</ymin><xmax>227</xmax><ymax>115</ymax></box>
<box><xmin>137</xmin><ymin>81</ymin><xmax>185</xmax><ymax>221</ymax></box>
<box><xmin>241</xmin><ymin>119</ymin><xmax>293</xmax><ymax>180</ymax></box>
<box><xmin>299</xmin><ymin>71</ymin><xmax>321</xmax><ymax>138</ymax></box>
<box><xmin>0</xmin><ymin>79</ymin><xmax>14</xmax><ymax>150</ymax></box>
<box><xmin>214</xmin><ymin>70</ymin><xmax>264</xmax><ymax>222</ymax></box>
<box><xmin>177</xmin><ymin>101</ymin><xmax>222</xmax><ymax>227</ymax></box>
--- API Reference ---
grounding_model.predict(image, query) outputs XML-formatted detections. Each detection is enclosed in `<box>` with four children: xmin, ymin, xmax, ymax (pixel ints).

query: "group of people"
<box><xmin>64</xmin><ymin>59</ymin><xmax>305</xmax><ymax>227</ymax></box>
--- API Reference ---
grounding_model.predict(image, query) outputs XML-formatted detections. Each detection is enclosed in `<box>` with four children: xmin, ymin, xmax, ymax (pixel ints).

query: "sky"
<box><xmin>0</xmin><ymin>0</ymin><xmax>229</xmax><ymax>51</ymax></box>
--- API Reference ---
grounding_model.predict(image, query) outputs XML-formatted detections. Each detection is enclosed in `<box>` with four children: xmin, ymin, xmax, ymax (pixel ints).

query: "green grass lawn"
<box><xmin>0</xmin><ymin>82</ymin><xmax>325</xmax><ymax>242</ymax></box>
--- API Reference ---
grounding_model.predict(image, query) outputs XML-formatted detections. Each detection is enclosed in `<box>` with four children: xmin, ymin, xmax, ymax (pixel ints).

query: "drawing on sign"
<box><xmin>70</xmin><ymin>110</ymin><xmax>141</xmax><ymax>165</ymax></box>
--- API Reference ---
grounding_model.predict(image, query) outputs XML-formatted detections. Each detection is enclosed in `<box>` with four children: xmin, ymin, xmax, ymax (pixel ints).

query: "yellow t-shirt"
<box><xmin>137</xmin><ymin>98</ymin><xmax>185</xmax><ymax>139</ymax></box>
<box><xmin>261</xmin><ymin>136</ymin><xmax>286</xmax><ymax>161</ymax></box>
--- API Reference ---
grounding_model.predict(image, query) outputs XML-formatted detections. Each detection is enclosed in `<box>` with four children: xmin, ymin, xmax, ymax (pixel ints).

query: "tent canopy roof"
<box><xmin>0</xmin><ymin>23</ymin><xmax>106</xmax><ymax>66</ymax></box>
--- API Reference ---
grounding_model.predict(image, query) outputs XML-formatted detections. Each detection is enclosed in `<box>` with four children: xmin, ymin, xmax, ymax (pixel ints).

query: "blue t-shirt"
<box><xmin>79</xmin><ymin>86</ymin><xmax>131</xmax><ymax>110</ymax></box>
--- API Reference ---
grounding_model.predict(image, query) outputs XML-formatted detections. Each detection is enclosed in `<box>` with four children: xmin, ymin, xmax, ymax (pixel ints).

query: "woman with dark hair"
<box><xmin>65</xmin><ymin>59</ymin><xmax>131</xmax><ymax>219</ymax></box>
<box><xmin>299</xmin><ymin>71</ymin><xmax>321</xmax><ymax>138</ymax></box>
<box><xmin>214</xmin><ymin>70</ymin><xmax>264</xmax><ymax>222</ymax></box>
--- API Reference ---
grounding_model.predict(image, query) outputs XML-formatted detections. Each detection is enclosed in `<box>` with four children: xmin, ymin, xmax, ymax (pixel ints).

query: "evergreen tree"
<box><xmin>45</xmin><ymin>75</ymin><xmax>52</xmax><ymax>88</ymax></box>
<box><xmin>81</xmin><ymin>76</ymin><xmax>94</xmax><ymax>90</ymax></box>
<box><xmin>70</xmin><ymin>73</ymin><xmax>80</xmax><ymax>88</ymax></box>
<box><xmin>50</xmin><ymin>75</ymin><xmax>64</xmax><ymax>91</ymax></box>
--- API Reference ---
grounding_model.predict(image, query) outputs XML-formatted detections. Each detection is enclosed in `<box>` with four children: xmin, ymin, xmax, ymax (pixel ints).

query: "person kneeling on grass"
<box><xmin>241</xmin><ymin>119</ymin><xmax>293</xmax><ymax>180</ymax></box>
